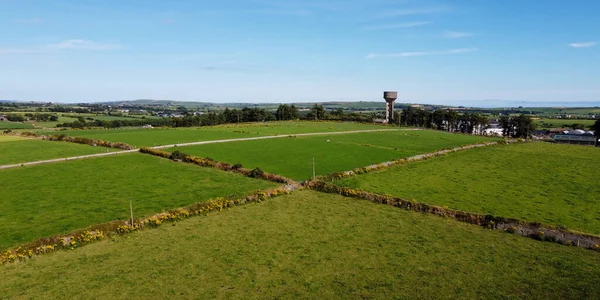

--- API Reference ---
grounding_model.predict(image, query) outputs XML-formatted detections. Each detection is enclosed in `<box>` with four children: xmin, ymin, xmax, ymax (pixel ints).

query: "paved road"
<box><xmin>0</xmin><ymin>128</ymin><xmax>404</xmax><ymax>170</ymax></box>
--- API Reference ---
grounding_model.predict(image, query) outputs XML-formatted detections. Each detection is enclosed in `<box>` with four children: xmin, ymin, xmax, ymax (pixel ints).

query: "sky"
<box><xmin>1</xmin><ymin>0</ymin><xmax>599</xmax><ymax>106</ymax></box>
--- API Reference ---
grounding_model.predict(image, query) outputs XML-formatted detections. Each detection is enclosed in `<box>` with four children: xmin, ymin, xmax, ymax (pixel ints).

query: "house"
<box><xmin>0</xmin><ymin>115</ymin><xmax>7</xmax><ymax>122</ymax></box>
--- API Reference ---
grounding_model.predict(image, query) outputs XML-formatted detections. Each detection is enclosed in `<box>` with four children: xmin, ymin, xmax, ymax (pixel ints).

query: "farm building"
<box><xmin>0</xmin><ymin>115</ymin><xmax>7</xmax><ymax>121</ymax></box>
<box><xmin>553</xmin><ymin>134</ymin><xmax>598</xmax><ymax>146</ymax></box>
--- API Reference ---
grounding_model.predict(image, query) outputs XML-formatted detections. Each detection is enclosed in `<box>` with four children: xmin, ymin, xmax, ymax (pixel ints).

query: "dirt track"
<box><xmin>0</xmin><ymin>128</ymin><xmax>404</xmax><ymax>170</ymax></box>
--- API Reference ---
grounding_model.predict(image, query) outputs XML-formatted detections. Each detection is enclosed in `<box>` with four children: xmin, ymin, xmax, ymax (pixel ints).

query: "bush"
<box><xmin>249</xmin><ymin>167</ymin><xmax>265</xmax><ymax>178</ymax></box>
<box><xmin>232</xmin><ymin>163</ymin><xmax>243</xmax><ymax>169</ymax></box>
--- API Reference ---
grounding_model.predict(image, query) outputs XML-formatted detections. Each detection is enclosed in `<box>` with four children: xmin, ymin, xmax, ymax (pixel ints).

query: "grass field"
<box><xmin>536</xmin><ymin>118</ymin><xmax>596</xmax><ymax>129</ymax></box>
<box><xmin>337</xmin><ymin>142</ymin><xmax>600</xmax><ymax>234</ymax></box>
<box><xmin>0</xmin><ymin>136</ymin><xmax>119</xmax><ymax>165</ymax></box>
<box><xmin>0</xmin><ymin>122</ymin><xmax>34</xmax><ymax>129</ymax></box>
<box><xmin>1</xmin><ymin>190</ymin><xmax>599</xmax><ymax>299</ymax></box>
<box><xmin>0</xmin><ymin>154</ymin><xmax>277</xmax><ymax>249</ymax></box>
<box><xmin>168</xmin><ymin>130</ymin><xmax>500</xmax><ymax>180</ymax></box>
<box><xmin>40</xmin><ymin>121</ymin><xmax>391</xmax><ymax>147</ymax></box>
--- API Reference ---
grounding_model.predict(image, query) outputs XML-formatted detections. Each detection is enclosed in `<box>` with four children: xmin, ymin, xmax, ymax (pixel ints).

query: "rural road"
<box><xmin>0</xmin><ymin>128</ymin><xmax>406</xmax><ymax>170</ymax></box>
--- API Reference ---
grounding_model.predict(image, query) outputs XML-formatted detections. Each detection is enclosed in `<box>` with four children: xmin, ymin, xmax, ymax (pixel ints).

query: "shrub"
<box><xmin>249</xmin><ymin>167</ymin><xmax>265</xmax><ymax>178</ymax></box>
<box><xmin>232</xmin><ymin>163</ymin><xmax>243</xmax><ymax>170</ymax></box>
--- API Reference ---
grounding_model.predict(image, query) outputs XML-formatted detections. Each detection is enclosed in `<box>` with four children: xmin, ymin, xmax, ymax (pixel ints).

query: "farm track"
<box><xmin>0</xmin><ymin>128</ymin><xmax>406</xmax><ymax>169</ymax></box>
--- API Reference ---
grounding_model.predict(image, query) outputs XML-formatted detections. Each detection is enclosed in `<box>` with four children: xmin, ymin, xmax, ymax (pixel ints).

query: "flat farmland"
<box><xmin>0</xmin><ymin>153</ymin><xmax>278</xmax><ymax>249</ymax></box>
<box><xmin>0</xmin><ymin>122</ymin><xmax>34</xmax><ymax>129</ymax></box>
<box><xmin>40</xmin><ymin>121</ymin><xmax>390</xmax><ymax>147</ymax></box>
<box><xmin>536</xmin><ymin>118</ymin><xmax>596</xmax><ymax>129</ymax></box>
<box><xmin>337</xmin><ymin>142</ymin><xmax>600</xmax><ymax>234</ymax></box>
<box><xmin>0</xmin><ymin>135</ymin><xmax>119</xmax><ymax>165</ymax></box>
<box><xmin>1</xmin><ymin>191</ymin><xmax>598</xmax><ymax>299</ymax></box>
<box><xmin>168</xmin><ymin>130</ymin><xmax>500</xmax><ymax>180</ymax></box>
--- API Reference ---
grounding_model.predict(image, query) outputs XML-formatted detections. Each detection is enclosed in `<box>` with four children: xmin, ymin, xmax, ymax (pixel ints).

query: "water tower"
<box><xmin>383</xmin><ymin>91</ymin><xmax>397</xmax><ymax>123</ymax></box>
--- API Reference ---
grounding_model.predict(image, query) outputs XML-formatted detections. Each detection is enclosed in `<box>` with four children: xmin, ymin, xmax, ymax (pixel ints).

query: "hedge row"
<box><xmin>139</xmin><ymin>147</ymin><xmax>296</xmax><ymax>185</ymax></box>
<box><xmin>307</xmin><ymin>180</ymin><xmax>600</xmax><ymax>252</ymax></box>
<box><xmin>321</xmin><ymin>141</ymin><xmax>509</xmax><ymax>181</ymax></box>
<box><xmin>1</xmin><ymin>186</ymin><xmax>293</xmax><ymax>265</ymax></box>
<box><xmin>11</xmin><ymin>131</ymin><xmax>133</xmax><ymax>150</ymax></box>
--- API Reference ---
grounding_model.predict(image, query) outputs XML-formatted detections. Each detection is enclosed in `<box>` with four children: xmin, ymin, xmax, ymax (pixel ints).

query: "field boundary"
<box><xmin>306</xmin><ymin>180</ymin><xmax>600</xmax><ymax>252</ymax></box>
<box><xmin>151</xmin><ymin>128</ymin><xmax>405</xmax><ymax>149</ymax></box>
<box><xmin>319</xmin><ymin>140</ymin><xmax>519</xmax><ymax>181</ymax></box>
<box><xmin>0</xmin><ymin>128</ymin><xmax>405</xmax><ymax>169</ymax></box>
<box><xmin>1</xmin><ymin>186</ymin><xmax>295</xmax><ymax>264</ymax></box>
<box><xmin>139</xmin><ymin>147</ymin><xmax>300</xmax><ymax>186</ymax></box>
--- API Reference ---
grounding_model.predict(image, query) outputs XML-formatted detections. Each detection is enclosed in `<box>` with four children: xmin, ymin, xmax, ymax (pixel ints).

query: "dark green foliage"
<box><xmin>500</xmin><ymin>114</ymin><xmax>535</xmax><ymax>138</ymax></box>
<box><xmin>276</xmin><ymin>104</ymin><xmax>299</xmax><ymax>121</ymax></box>
<box><xmin>249</xmin><ymin>167</ymin><xmax>265</xmax><ymax>178</ymax></box>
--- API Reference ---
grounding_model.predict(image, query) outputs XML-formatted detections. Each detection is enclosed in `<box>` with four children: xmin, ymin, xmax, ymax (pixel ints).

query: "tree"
<box><xmin>309</xmin><ymin>104</ymin><xmax>326</xmax><ymax>120</ymax></box>
<box><xmin>276</xmin><ymin>104</ymin><xmax>299</xmax><ymax>121</ymax></box>
<box><xmin>592</xmin><ymin>119</ymin><xmax>600</xmax><ymax>147</ymax></box>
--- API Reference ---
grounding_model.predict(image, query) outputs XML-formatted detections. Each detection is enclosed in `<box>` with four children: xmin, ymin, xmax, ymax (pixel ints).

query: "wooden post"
<box><xmin>312</xmin><ymin>158</ymin><xmax>316</xmax><ymax>181</ymax></box>
<box><xmin>130</xmin><ymin>200</ymin><xmax>134</xmax><ymax>227</ymax></box>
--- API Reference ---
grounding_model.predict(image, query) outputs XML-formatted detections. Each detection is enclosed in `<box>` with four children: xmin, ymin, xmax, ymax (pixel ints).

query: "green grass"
<box><xmin>0</xmin><ymin>153</ymin><xmax>278</xmax><ymax>249</ymax></box>
<box><xmin>40</xmin><ymin>121</ymin><xmax>391</xmax><ymax>147</ymax></box>
<box><xmin>1</xmin><ymin>190</ymin><xmax>599</xmax><ymax>299</ymax></box>
<box><xmin>0</xmin><ymin>122</ymin><xmax>34</xmax><ymax>129</ymax></box>
<box><xmin>0</xmin><ymin>137</ymin><xmax>119</xmax><ymax>165</ymax></box>
<box><xmin>337</xmin><ymin>142</ymin><xmax>600</xmax><ymax>234</ymax></box>
<box><xmin>169</xmin><ymin>130</ymin><xmax>499</xmax><ymax>180</ymax></box>
<box><xmin>536</xmin><ymin>118</ymin><xmax>596</xmax><ymax>129</ymax></box>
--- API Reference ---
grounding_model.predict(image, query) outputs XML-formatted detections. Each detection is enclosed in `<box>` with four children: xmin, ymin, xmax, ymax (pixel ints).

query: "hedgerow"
<box><xmin>6</xmin><ymin>131</ymin><xmax>133</xmax><ymax>150</ymax></box>
<box><xmin>139</xmin><ymin>147</ymin><xmax>295</xmax><ymax>184</ymax></box>
<box><xmin>306</xmin><ymin>180</ymin><xmax>600</xmax><ymax>253</ymax></box>
<box><xmin>1</xmin><ymin>186</ymin><xmax>292</xmax><ymax>265</ymax></box>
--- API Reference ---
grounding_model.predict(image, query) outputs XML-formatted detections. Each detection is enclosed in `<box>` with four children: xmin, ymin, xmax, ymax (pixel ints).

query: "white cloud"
<box><xmin>444</xmin><ymin>31</ymin><xmax>473</xmax><ymax>38</ymax></box>
<box><xmin>364</xmin><ymin>21</ymin><xmax>432</xmax><ymax>30</ymax></box>
<box><xmin>44</xmin><ymin>40</ymin><xmax>122</xmax><ymax>50</ymax></box>
<box><xmin>365</xmin><ymin>48</ymin><xmax>479</xmax><ymax>59</ymax></box>
<box><xmin>569</xmin><ymin>42</ymin><xmax>596</xmax><ymax>48</ymax></box>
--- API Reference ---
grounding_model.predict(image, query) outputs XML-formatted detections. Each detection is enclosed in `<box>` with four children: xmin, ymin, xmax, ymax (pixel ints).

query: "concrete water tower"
<box><xmin>383</xmin><ymin>91</ymin><xmax>397</xmax><ymax>123</ymax></box>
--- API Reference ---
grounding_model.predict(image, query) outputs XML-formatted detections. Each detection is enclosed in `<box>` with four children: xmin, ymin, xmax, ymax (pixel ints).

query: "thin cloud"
<box><xmin>365</xmin><ymin>48</ymin><xmax>479</xmax><ymax>59</ymax></box>
<box><xmin>0</xmin><ymin>40</ymin><xmax>122</xmax><ymax>55</ymax></box>
<box><xmin>364</xmin><ymin>21</ymin><xmax>432</xmax><ymax>30</ymax></box>
<box><xmin>569</xmin><ymin>42</ymin><xmax>596</xmax><ymax>48</ymax></box>
<box><xmin>43</xmin><ymin>40</ymin><xmax>122</xmax><ymax>50</ymax></box>
<box><xmin>162</xmin><ymin>19</ymin><xmax>175</xmax><ymax>24</ymax></box>
<box><xmin>378</xmin><ymin>6</ymin><xmax>450</xmax><ymax>18</ymax></box>
<box><xmin>444</xmin><ymin>31</ymin><xmax>473</xmax><ymax>38</ymax></box>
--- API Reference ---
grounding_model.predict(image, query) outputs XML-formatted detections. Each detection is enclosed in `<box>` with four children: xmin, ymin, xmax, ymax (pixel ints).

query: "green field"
<box><xmin>0</xmin><ymin>122</ymin><xmax>34</xmax><ymax>129</ymax></box>
<box><xmin>536</xmin><ymin>118</ymin><xmax>596</xmax><ymax>129</ymax></box>
<box><xmin>0</xmin><ymin>153</ymin><xmax>277</xmax><ymax>249</ymax></box>
<box><xmin>41</xmin><ymin>121</ymin><xmax>391</xmax><ymax>147</ymax></box>
<box><xmin>169</xmin><ymin>130</ymin><xmax>499</xmax><ymax>180</ymax></box>
<box><xmin>0</xmin><ymin>136</ymin><xmax>119</xmax><ymax>165</ymax></box>
<box><xmin>1</xmin><ymin>190</ymin><xmax>598</xmax><ymax>299</ymax></box>
<box><xmin>337</xmin><ymin>142</ymin><xmax>600</xmax><ymax>234</ymax></box>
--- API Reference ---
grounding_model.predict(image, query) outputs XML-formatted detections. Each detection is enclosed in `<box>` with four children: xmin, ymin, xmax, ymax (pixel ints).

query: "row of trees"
<box><xmin>498</xmin><ymin>115</ymin><xmax>536</xmax><ymax>138</ymax></box>
<box><xmin>399</xmin><ymin>107</ymin><xmax>490</xmax><ymax>134</ymax></box>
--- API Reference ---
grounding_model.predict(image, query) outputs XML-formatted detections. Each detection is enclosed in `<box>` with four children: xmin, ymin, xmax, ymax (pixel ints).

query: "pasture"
<box><xmin>0</xmin><ymin>153</ymin><xmax>277</xmax><ymax>249</ymax></box>
<box><xmin>1</xmin><ymin>191</ymin><xmax>599</xmax><ymax>299</ymax></box>
<box><xmin>0</xmin><ymin>122</ymin><xmax>34</xmax><ymax>129</ymax></box>
<box><xmin>168</xmin><ymin>130</ymin><xmax>500</xmax><ymax>180</ymax></box>
<box><xmin>0</xmin><ymin>136</ymin><xmax>118</xmax><ymax>165</ymax></box>
<box><xmin>337</xmin><ymin>142</ymin><xmax>600</xmax><ymax>234</ymax></box>
<box><xmin>40</xmin><ymin>121</ymin><xmax>390</xmax><ymax>147</ymax></box>
<box><xmin>536</xmin><ymin>118</ymin><xmax>596</xmax><ymax>129</ymax></box>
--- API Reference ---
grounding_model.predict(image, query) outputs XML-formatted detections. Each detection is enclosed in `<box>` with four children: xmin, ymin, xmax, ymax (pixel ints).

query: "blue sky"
<box><xmin>1</xmin><ymin>0</ymin><xmax>599</xmax><ymax>106</ymax></box>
